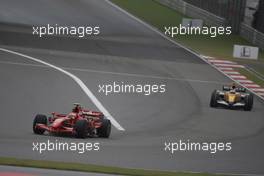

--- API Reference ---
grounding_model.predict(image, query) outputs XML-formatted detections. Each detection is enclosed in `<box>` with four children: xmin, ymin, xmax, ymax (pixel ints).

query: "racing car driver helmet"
<box><xmin>231</xmin><ymin>83</ymin><xmax>237</xmax><ymax>90</ymax></box>
<box><xmin>72</xmin><ymin>103</ymin><xmax>81</xmax><ymax>113</ymax></box>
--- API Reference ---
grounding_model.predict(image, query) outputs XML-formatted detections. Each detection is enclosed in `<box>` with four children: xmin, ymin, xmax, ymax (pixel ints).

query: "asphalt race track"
<box><xmin>0</xmin><ymin>0</ymin><xmax>264</xmax><ymax>175</ymax></box>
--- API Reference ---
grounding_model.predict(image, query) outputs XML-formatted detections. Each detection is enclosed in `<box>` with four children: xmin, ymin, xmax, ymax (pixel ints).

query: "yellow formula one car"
<box><xmin>210</xmin><ymin>84</ymin><xmax>254</xmax><ymax>111</ymax></box>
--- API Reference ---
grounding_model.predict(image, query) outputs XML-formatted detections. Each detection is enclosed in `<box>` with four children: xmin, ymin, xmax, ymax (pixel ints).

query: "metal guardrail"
<box><xmin>240</xmin><ymin>23</ymin><xmax>264</xmax><ymax>49</ymax></box>
<box><xmin>156</xmin><ymin>0</ymin><xmax>264</xmax><ymax>50</ymax></box>
<box><xmin>155</xmin><ymin>0</ymin><xmax>226</xmax><ymax>27</ymax></box>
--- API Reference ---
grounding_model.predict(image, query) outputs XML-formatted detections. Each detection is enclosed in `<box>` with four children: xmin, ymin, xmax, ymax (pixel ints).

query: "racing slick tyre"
<box><xmin>74</xmin><ymin>119</ymin><xmax>88</xmax><ymax>138</ymax></box>
<box><xmin>97</xmin><ymin>119</ymin><xmax>111</xmax><ymax>138</ymax></box>
<box><xmin>33</xmin><ymin>114</ymin><xmax>47</xmax><ymax>134</ymax></box>
<box><xmin>210</xmin><ymin>90</ymin><xmax>219</xmax><ymax>107</ymax></box>
<box><xmin>244</xmin><ymin>93</ymin><xmax>254</xmax><ymax>111</ymax></box>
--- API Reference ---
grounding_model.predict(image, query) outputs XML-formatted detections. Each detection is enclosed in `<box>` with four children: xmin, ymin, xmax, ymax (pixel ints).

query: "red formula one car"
<box><xmin>33</xmin><ymin>103</ymin><xmax>111</xmax><ymax>138</ymax></box>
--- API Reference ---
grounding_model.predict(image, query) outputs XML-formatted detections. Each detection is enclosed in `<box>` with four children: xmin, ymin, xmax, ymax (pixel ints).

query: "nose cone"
<box><xmin>227</xmin><ymin>94</ymin><xmax>236</xmax><ymax>104</ymax></box>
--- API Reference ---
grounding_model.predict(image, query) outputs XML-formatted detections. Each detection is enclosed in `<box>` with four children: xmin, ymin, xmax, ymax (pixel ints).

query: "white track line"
<box><xmin>208</xmin><ymin>60</ymin><xmax>235</xmax><ymax>64</ymax></box>
<box><xmin>0</xmin><ymin>48</ymin><xmax>125</xmax><ymax>131</ymax></box>
<box><xmin>214</xmin><ymin>63</ymin><xmax>245</xmax><ymax>68</ymax></box>
<box><xmin>229</xmin><ymin>75</ymin><xmax>247</xmax><ymax>79</ymax></box>
<box><xmin>251</xmin><ymin>88</ymin><xmax>264</xmax><ymax>92</ymax></box>
<box><xmin>201</xmin><ymin>55</ymin><xmax>215</xmax><ymax>59</ymax></box>
<box><xmin>243</xmin><ymin>84</ymin><xmax>261</xmax><ymax>88</ymax></box>
<box><xmin>218</xmin><ymin>67</ymin><xmax>234</xmax><ymax>71</ymax></box>
<box><xmin>237</xmin><ymin>80</ymin><xmax>254</xmax><ymax>84</ymax></box>
<box><xmin>0</xmin><ymin>60</ymin><xmax>224</xmax><ymax>85</ymax></box>
<box><xmin>224</xmin><ymin>71</ymin><xmax>240</xmax><ymax>75</ymax></box>
<box><xmin>105</xmin><ymin>0</ymin><xmax>264</xmax><ymax>103</ymax></box>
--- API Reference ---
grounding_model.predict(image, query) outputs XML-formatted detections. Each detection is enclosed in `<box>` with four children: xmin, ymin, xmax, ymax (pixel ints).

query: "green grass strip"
<box><xmin>0</xmin><ymin>157</ymin><xmax>222</xmax><ymax>176</ymax></box>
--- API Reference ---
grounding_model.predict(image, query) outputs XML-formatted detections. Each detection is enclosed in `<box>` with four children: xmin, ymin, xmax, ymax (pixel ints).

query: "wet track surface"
<box><xmin>0</xmin><ymin>0</ymin><xmax>264</xmax><ymax>175</ymax></box>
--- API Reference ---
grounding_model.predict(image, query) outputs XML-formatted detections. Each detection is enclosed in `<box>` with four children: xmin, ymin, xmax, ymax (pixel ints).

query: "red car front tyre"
<box><xmin>97</xmin><ymin>119</ymin><xmax>111</xmax><ymax>138</ymax></box>
<box><xmin>74</xmin><ymin>119</ymin><xmax>88</xmax><ymax>138</ymax></box>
